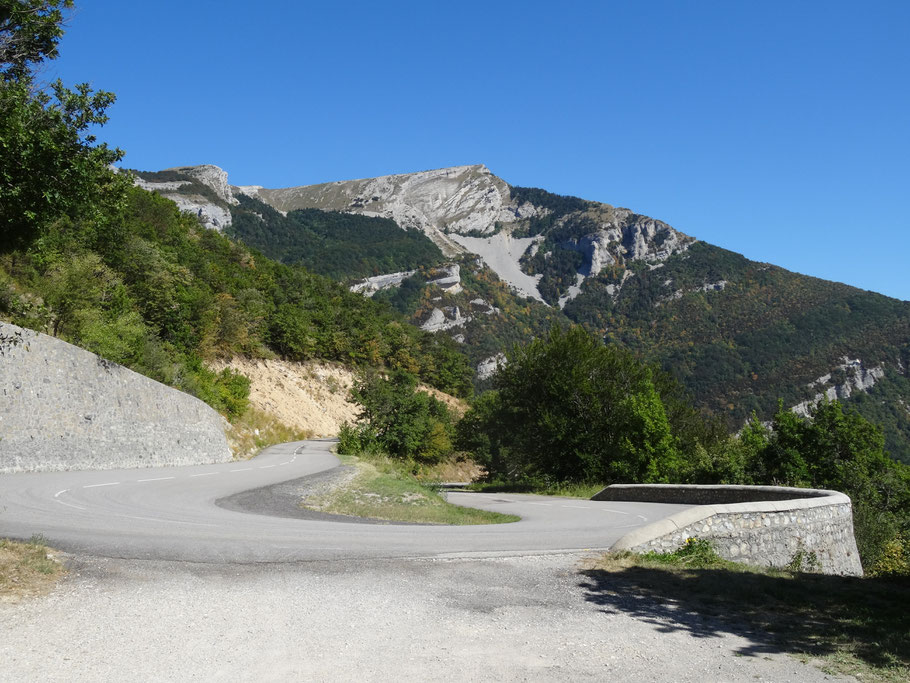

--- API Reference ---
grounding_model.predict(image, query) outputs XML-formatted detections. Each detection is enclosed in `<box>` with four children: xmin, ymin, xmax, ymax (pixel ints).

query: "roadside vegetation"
<box><xmin>302</xmin><ymin>452</ymin><xmax>518</xmax><ymax>525</ymax></box>
<box><xmin>0</xmin><ymin>536</ymin><xmax>64</xmax><ymax>602</ymax></box>
<box><xmin>583</xmin><ymin>539</ymin><xmax>910</xmax><ymax>682</ymax></box>
<box><xmin>454</xmin><ymin>326</ymin><xmax>910</xmax><ymax>574</ymax></box>
<box><xmin>224</xmin><ymin>407</ymin><xmax>313</xmax><ymax>460</ymax></box>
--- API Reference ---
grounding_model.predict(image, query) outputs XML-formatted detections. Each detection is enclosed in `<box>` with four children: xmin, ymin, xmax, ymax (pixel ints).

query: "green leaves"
<box><xmin>349</xmin><ymin>370</ymin><xmax>454</xmax><ymax>462</ymax></box>
<box><xmin>0</xmin><ymin>0</ymin><xmax>72</xmax><ymax>82</ymax></box>
<box><xmin>460</xmin><ymin>326</ymin><xmax>684</xmax><ymax>484</ymax></box>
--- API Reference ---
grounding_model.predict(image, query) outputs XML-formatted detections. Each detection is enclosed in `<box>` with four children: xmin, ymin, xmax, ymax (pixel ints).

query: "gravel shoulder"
<box><xmin>0</xmin><ymin>552</ymin><xmax>854</xmax><ymax>682</ymax></box>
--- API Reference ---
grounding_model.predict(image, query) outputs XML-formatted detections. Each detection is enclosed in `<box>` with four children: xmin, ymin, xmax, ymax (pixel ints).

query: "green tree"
<box><xmin>460</xmin><ymin>326</ymin><xmax>683</xmax><ymax>484</ymax></box>
<box><xmin>349</xmin><ymin>370</ymin><xmax>453</xmax><ymax>462</ymax></box>
<box><xmin>0</xmin><ymin>0</ymin><xmax>127</xmax><ymax>250</ymax></box>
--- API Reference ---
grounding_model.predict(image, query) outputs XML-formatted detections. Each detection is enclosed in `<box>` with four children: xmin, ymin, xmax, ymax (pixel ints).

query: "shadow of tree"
<box><xmin>578</xmin><ymin>564</ymin><xmax>908</xmax><ymax>673</ymax></box>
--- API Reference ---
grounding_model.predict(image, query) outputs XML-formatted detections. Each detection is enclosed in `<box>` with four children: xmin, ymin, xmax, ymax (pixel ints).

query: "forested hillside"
<box><xmin>0</xmin><ymin>186</ymin><xmax>473</xmax><ymax>409</ymax></box>
<box><xmin>0</xmin><ymin>6</ymin><xmax>472</xmax><ymax>418</ymax></box>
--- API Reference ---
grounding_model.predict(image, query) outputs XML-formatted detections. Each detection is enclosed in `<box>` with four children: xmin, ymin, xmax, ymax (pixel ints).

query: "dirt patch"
<box><xmin>210</xmin><ymin>358</ymin><xmax>359</xmax><ymax>437</ymax></box>
<box><xmin>211</xmin><ymin>357</ymin><xmax>469</xmax><ymax>438</ymax></box>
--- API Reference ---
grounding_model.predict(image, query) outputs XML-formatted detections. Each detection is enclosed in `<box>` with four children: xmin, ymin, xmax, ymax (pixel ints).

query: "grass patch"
<box><xmin>412</xmin><ymin>453</ymin><xmax>485</xmax><ymax>484</ymax></box>
<box><xmin>0</xmin><ymin>536</ymin><xmax>64</xmax><ymax>602</ymax></box>
<box><xmin>467</xmin><ymin>480</ymin><xmax>604</xmax><ymax>499</ymax></box>
<box><xmin>225</xmin><ymin>407</ymin><xmax>313</xmax><ymax>459</ymax></box>
<box><xmin>581</xmin><ymin>543</ymin><xmax>910</xmax><ymax>683</ymax></box>
<box><xmin>303</xmin><ymin>453</ymin><xmax>519</xmax><ymax>525</ymax></box>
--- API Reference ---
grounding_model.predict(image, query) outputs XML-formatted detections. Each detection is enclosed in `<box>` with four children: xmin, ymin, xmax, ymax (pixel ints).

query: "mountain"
<box><xmin>134</xmin><ymin>165</ymin><xmax>910</xmax><ymax>463</ymax></box>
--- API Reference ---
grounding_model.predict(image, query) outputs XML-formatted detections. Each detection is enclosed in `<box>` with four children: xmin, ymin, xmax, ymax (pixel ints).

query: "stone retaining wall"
<box><xmin>594</xmin><ymin>484</ymin><xmax>863</xmax><ymax>576</ymax></box>
<box><xmin>0</xmin><ymin>322</ymin><xmax>232</xmax><ymax>473</ymax></box>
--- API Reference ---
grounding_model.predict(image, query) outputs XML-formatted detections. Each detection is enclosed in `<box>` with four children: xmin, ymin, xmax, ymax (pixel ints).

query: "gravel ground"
<box><xmin>0</xmin><ymin>553</ymin><xmax>853</xmax><ymax>682</ymax></box>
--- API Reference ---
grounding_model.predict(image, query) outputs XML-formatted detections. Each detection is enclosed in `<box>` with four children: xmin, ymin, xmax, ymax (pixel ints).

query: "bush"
<box><xmin>349</xmin><ymin>370</ymin><xmax>454</xmax><ymax>462</ymax></box>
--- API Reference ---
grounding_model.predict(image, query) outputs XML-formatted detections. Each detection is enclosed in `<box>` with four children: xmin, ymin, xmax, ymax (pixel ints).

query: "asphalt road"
<box><xmin>0</xmin><ymin>439</ymin><xmax>690</xmax><ymax>563</ymax></box>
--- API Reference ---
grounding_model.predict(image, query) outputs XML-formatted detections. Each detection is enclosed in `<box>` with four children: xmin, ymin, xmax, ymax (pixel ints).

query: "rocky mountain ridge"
<box><xmin>137</xmin><ymin>164</ymin><xmax>694</xmax><ymax>307</ymax></box>
<box><xmin>134</xmin><ymin>163</ymin><xmax>910</xmax><ymax>462</ymax></box>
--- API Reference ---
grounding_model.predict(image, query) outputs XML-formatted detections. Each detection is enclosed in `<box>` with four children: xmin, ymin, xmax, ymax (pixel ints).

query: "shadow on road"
<box><xmin>578</xmin><ymin>563</ymin><xmax>908</xmax><ymax>674</ymax></box>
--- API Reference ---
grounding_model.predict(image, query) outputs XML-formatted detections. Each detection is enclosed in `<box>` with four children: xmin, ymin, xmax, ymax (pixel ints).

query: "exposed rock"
<box><xmin>469</xmin><ymin>298</ymin><xmax>500</xmax><ymax>315</ymax></box>
<box><xmin>350</xmin><ymin>270</ymin><xmax>417</xmax><ymax>296</ymax></box>
<box><xmin>792</xmin><ymin>358</ymin><xmax>886</xmax><ymax>417</ymax></box>
<box><xmin>476</xmin><ymin>353</ymin><xmax>507</xmax><ymax>381</ymax></box>
<box><xmin>427</xmin><ymin>264</ymin><xmax>462</xmax><ymax>295</ymax></box>
<box><xmin>656</xmin><ymin>279</ymin><xmax>728</xmax><ymax>306</ymax></box>
<box><xmin>168</xmin><ymin>165</ymin><xmax>239</xmax><ymax>206</ymax></box>
<box><xmin>451</xmin><ymin>232</ymin><xmax>545</xmax><ymax>302</ymax></box>
<box><xmin>420</xmin><ymin>307</ymin><xmax>471</xmax><ymax>333</ymax></box>
<box><xmin>246</xmin><ymin>164</ymin><xmax>523</xmax><ymax>256</ymax></box>
<box><xmin>133</xmin><ymin>164</ymin><xmax>236</xmax><ymax>231</ymax></box>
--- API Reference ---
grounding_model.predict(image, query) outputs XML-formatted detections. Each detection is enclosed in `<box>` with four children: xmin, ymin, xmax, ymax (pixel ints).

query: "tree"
<box><xmin>348</xmin><ymin>370</ymin><xmax>453</xmax><ymax>462</ymax></box>
<box><xmin>0</xmin><ymin>0</ymin><xmax>127</xmax><ymax>250</ymax></box>
<box><xmin>0</xmin><ymin>0</ymin><xmax>71</xmax><ymax>82</ymax></box>
<box><xmin>459</xmin><ymin>326</ymin><xmax>683</xmax><ymax>483</ymax></box>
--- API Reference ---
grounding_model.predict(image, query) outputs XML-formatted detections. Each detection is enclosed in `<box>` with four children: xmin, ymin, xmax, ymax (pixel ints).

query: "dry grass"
<box><xmin>0</xmin><ymin>537</ymin><xmax>65</xmax><ymax>602</ymax></box>
<box><xmin>413</xmin><ymin>454</ymin><xmax>485</xmax><ymax>483</ymax></box>
<box><xmin>225</xmin><ymin>407</ymin><xmax>313</xmax><ymax>459</ymax></box>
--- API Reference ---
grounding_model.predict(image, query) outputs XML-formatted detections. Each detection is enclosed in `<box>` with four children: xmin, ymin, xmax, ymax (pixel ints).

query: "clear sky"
<box><xmin>48</xmin><ymin>1</ymin><xmax>910</xmax><ymax>301</ymax></box>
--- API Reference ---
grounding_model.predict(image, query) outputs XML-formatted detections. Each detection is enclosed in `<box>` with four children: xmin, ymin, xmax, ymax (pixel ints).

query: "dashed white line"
<box><xmin>83</xmin><ymin>482</ymin><xmax>119</xmax><ymax>489</ymax></box>
<box><xmin>277</xmin><ymin>462</ymin><xmax>290</xmax><ymax>466</ymax></box>
<box><xmin>137</xmin><ymin>476</ymin><xmax>174</xmax><ymax>482</ymax></box>
<box><xmin>561</xmin><ymin>505</ymin><xmax>590</xmax><ymax>509</ymax></box>
<box><xmin>54</xmin><ymin>489</ymin><xmax>68</xmax><ymax>498</ymax></box>
<box><xmin>189</xmin><ymin>472</ymin><xmax>219</xmax><ymax>478</ymax></box>
<box><xmin>528</xmin><ymin>502</ymin><xmax>552</xmax><ymax>506</ymax></box>
<box><xmin>259</xmin><ymin>465</ymin><xmax>275</xmax><ymax>469</ymax></box>
<box><xmin>599</xmin><ymin>508</ymin><xmax>633</xmax><ymax>516</ymax></box>
<box><xmin>230</xmin><ymin>468</ymin><xmax>253</xmax><ymax>472</ymax></box>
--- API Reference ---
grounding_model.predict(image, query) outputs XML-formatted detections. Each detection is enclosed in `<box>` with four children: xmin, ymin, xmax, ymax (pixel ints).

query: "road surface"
<box><xmin>0</xmin><ymin>439</ymin><xmax>690</xmax><ymax>562</ymax></box>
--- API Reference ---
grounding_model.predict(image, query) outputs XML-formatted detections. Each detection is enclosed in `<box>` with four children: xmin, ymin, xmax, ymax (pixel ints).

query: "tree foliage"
<box><xmin>226</xmin><ymin>193</ymin><xmax>444</xmax><ymax>281</ymax></box>
<box><xmin>458</xmin><ymin>326</ymin><xmax>691</xmax><ymax>483</ymax></box>
<box><xmin>0</xmin><ymin>0</ymin><xmax>128</xmax><ymax>250</ymax></box>
<box><xmin>343</xmin><ymin>370</ymin><xmax>454</xmax><ymax>462</ymax></box>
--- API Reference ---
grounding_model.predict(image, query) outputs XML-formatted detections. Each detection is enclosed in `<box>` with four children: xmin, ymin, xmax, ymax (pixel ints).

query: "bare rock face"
<box><xmin>134</xmin><ymin>164</ymin><xmax>236</xmax><ymax>231</ymax></box>
<box><xmin>169</xmin><ymin>165</ymin><xmax>239</xmax><ymax>207</ymax></box>
<box><xmin>149</xmin><ymin>162</ymin><xmax>696</xmax><ymax>306</ymax></box>
<box><xmin>792</xmin><ymin>358</ymin><xmax>886</xmax><ymax>417</ymax></box>
<box><xmin>350</xmin><ymin>270</ymin><xmax>418</xmax><ymax>297</ymax></box>
<box><xmin>239</xmin><ymin>164</ymin><xmax>535</xmax><ymax>257</ymax></box>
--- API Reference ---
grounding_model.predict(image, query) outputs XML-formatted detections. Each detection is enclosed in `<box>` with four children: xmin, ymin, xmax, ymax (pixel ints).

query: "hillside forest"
<box><xmin>0</xmin><ymin>1</ymin><xmax>907</xmax><ymax>575</ymax></box>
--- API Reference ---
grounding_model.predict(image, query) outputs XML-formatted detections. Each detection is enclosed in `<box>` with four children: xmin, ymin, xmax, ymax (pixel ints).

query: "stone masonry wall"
<box><xmin>0</xmin><ymin>322</ymin><xmax>232</xmax><ymax>473</ymax></box>
<box><xmin>597</xmin><ymin>484</ymin><xmax>863</xmax><ymax>576</ymax></box>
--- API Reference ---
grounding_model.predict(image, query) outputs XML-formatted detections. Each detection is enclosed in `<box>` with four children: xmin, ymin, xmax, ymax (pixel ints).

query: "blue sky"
<box><xmin>50</xmin><ymin>1</ymin><xmax>909</xmax><ymax>301</ymax></box>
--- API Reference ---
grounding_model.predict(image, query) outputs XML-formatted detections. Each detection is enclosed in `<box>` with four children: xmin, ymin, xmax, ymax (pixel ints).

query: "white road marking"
<box><xmin>230</xmin><ymin>468</ymin><xmax>253</xmax><ymax>472</ymax></box>
<box><xmin>529</xmin><ymin>502</ymin><xmax>552</xmax><ymax>506</ymax></box>
<box><xmin>259</xmin><ymin>465</ymin><xmax>275</xmax><ymax>469</ymax></box>
<box><xmin>190</xmin><ymin>472</ymin><xmax>219</xmax><ymax>477</ymax></box>
<box><xmin>277</xmin><ymin>462</ymin><xmax>290</xmax><ymax>466</ymax></box>
<box><xmin>137</xmin><ymin>476</ymin><xmax>174</xmax><ymax>482</ymax></box>
<box><xmin>54</xmin><ymin>499</ymin><xmax>86</xmax><ymax>511</ymax></box>
<box><xmin>54</xmin><ymin>489</ymin><xmax>68</xmax><ymax>498</ymax></box>
<box><xmin>83</xmin><ymin>482</ymin><xmax>119</xmax><ymax>488</ymax></box>
<box><xmin>122</xmin><ymin>514</ymin><xmax>217</xmax><ymax>527</ymax></box>
<box><xmin>561</xmin><ymin>505</ymin><xmax>590</xmax><ymax>509</ymax></box>
<box><xmin>599</xmin><ymin>508</ymin><xmax>633</xmax><ymax>516</ymax></box>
